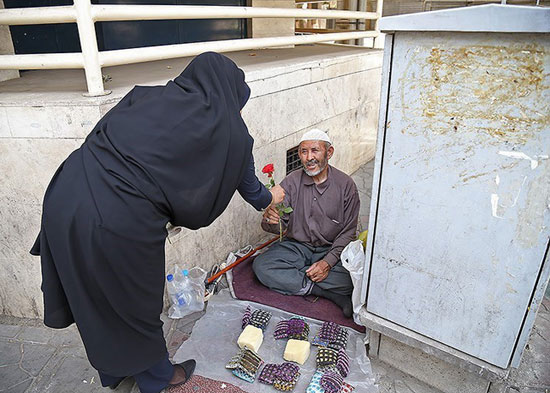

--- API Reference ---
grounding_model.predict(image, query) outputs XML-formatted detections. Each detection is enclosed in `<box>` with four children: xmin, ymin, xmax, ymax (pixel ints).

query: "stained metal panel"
<box><xmin>379</xmin><ymin>4</ymin><xmax>550</xmax><ymax>33</ymax></box>
<box><xmin>365</xmin><ymin>31</ymin><xmax>550</xmax><ymax>368</ymax></box>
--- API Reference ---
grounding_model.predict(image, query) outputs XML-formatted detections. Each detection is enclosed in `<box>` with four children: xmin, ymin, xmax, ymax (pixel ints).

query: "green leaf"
<box><xmin>281</xmin><ymin>207</ymin><xmax>294</xmax><ymax>214</ymax></box>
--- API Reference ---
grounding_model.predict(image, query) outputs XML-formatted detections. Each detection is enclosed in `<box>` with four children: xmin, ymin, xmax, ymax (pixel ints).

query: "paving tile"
<box><xmin>17</xmin><ymin>326</ymin><xmax>54</xmax><ymax>344</ymax></box>
<box><xmin>48</xmin><ymin>326</ymin><xmax>82</xmax><ymax>347</ymax></box>
<box><xmin>58</xmin><ymin>341</ymin><xmax>88</xmax><ymax>359</ymax></box>
<box><xmin>0</xmin><ymin>339</ymin><xmax>22</xmax><ymax>365</ymax></box>
<box><xmin>167</xmin><ymin>330</ymin><xmax>189</xmax><ymax>360</ymax></box>
<box><xmin>365</xmin><ymin>187</ymin><xmax>373</xmax><ymax>198</ymax></box>
<box><xmin>2</xmin><ymin>378</ymin><xmax>33</xmax><ymax>393</ymax></box>
<box><xmin>174</xmin><ymin>310</ymin><xmax>205</xmax><ymax>335</ymax></box>
<box><xmin>371</xmin><ymin>358</ymin><xmax>443</xmax><ymax>393</ymax></box>
<box><xmin>530</xmin><ymin>362</ymin><xmax>550</xmax><ymax>385</ymax></box>
<box><xmin>526</xmin><ymin>332</ymin><xmax>550</xmax><ymax>363</ymax></box>
<box><xmin>365</xmin><ymin>159</ymin><xmax>375</xmax><ymax>171</ymax></box>
<box><xmin>4</xmin><ymin>378</ymin><xmax>33</xmax><ymax>393</ymax></box>
<box><xmin>161</xmin><ymin>314</ymin><xmax>174</xmax><ymax>338</ymax></box>
<box><xmin>0</xmin><ymin>324</ymin><xmax>22</xmax><ymax>339</ymax></box>
<box><xmin>28</xmin><ymin>354</ymin><xmax>104</xmax><ymax>393</ymax></box>
<box><xmin>20</xmin><ymin>342</ymin><xmax>56</xmax><ymax>376</ymax></box>
<box><xmin>400</xmin><ymin>375</ymin><xmax>445</xmax><ymax>393</ymax></box>
<box><xmin>395</xmin><ymin>380</ymin><xmax>415</xmax><ymax>393</ymax></box>
<box><xmin>532</xmin><ymin>317</ymin><xmax>550</xmax><ymax>341</ymax></box>
<box><xmin>0</xmin><ymin>364</ymin><xmax>30</xmax><ymax>391</ymax></box>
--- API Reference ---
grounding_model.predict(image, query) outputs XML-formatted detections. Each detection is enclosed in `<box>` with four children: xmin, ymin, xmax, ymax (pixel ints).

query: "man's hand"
<box><xmin>306</xmin><ymin>260</ymin><xmax>330</xmax><ymax>283</ymax></box>
<box><xmin>262</xmin><ymin>205</ymin><xmax>280</xmax><ymax>225</ymax></box>
<box><xmin>269</xmin><ymin>184</ymin><xmax>285</xmax><ymax>205</ymax></box>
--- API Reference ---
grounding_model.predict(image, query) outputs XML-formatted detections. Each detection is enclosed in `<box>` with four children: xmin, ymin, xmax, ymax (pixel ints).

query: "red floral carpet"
<box><xmin>167</xmin><ymin>375</ymin><xmax>248</xmax><ymax>393</ymax></box>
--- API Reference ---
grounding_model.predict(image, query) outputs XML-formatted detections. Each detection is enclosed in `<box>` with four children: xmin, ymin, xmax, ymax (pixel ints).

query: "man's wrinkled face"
<box><xmin>298</xmin><ymin>140</ymin><xmax>333</xmax><ymax>177</ymax></box>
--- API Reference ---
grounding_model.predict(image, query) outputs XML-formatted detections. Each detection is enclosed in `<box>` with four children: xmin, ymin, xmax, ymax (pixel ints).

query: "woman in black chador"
<box><xmin>30</xmin><ymin>52</ymin><xmax>284</xmax><ymax>393</ymax></box>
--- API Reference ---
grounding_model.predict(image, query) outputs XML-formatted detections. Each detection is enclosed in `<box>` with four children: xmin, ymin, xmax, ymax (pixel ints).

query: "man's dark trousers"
<box><xmin>252</xmin><ymin>239</ymin><xmax>353</xmax><ymax>296</ymax></box>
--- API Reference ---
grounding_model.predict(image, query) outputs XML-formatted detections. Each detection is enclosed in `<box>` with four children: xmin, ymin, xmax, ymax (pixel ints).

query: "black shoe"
<box><xmin>310</xmin><ymin>285</ymin><xmax>353</xmax><ymax>318</ymax></box>
<box><xmin>168</xmin><ymin>359</ymin><xmax>196</xmax><ymax>387</ymax></box>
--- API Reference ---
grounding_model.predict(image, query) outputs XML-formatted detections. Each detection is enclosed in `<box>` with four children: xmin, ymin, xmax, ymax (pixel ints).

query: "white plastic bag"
<box><xmin>167</xmin><ymin>265</ymin><xmax>207</xmax><ymax>319</ymax></box>
<box><xmin>341</xmin><ymin>240</ymin><xmax>366</xmax><ymax>323</ymax></box>
<box><xmin>223</xmin><ymin>245</ymin><xmax>254</xmax><ymax>299</ymax></box>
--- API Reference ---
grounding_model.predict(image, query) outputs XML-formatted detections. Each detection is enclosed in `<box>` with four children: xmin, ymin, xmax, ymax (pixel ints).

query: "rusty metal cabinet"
<box><xmin>360</xmin><ymin>5</ymin><xmax>550</xmax><ymax>370</ymax></box>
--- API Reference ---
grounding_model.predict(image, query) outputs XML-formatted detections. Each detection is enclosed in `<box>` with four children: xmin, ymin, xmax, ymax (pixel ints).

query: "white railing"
<box><xmin>0</xmin><ymin>0</ymin><xmax>382</xmax><ymax>96</ymax></box>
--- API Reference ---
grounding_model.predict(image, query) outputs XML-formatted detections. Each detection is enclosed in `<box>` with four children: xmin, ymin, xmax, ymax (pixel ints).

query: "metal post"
<box><xmin>347</xmin><ymin>0</ymin><xmax>358</xmax><ymax>45</ymax></box>
<box><xmin>74</xmin><ymin>0</ymin><xmax>109</xmax><ymax>96</ymax></box>
<box><xmin>357</xmin><ymin>0</ymin><xmax>367</xmax><ymax>46</ymax></box>
<box><xmin>373</xmin><ymin>0</ymin><xmax>384</xmax><ymax>48</ymax></box>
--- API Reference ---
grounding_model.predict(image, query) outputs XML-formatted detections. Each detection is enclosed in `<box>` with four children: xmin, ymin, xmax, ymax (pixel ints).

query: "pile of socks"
<box><xmin>228</xmin><ymin>306</ymin><xmax>304</xmax><ymax>390</ymax></box>
<box><xmin>226</xmin><ymin>347</ymin><xmax>264</xmax><ymax>383</ymax></box>
<box><xmin>306</xmin><ymin>370</ymin><xmax>355</xmax><ymax>393</ymax></box>
<box><xmin>274</xmin><ymin>316</ymin><xmax>310</xmax><ymax>341</ymax></box>
<box><xmin>227</xmin><ymin>306</ymin><xmax>274</xmax><ymax>383</ymax></box>
<box><xmin>229</xmin><ymin>307</ymin><xmax>360</xmax><ymax>392</ymax></box>
<box><xmin>242</xmin><ymin>305</ymin><xmax>272</xmax><ymax>331</ymax></box>
<box><xmin>258</xmin><ymin>362</ymin><xmax>301</xmax><ymax>391</ymax></box>
<box><xmin>312</xmin><ymin>321</ymin><xmax>349</xmax><ymax>351</ymax></box>
<box><xmin>306</xmin><ymin>321</ymin><xmax>355</xmax><ymax>393</ymax></box>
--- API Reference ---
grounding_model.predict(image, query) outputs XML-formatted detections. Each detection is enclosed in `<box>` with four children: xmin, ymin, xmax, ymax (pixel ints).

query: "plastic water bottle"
<box><xmin>185</xmin><ymin>269</ymin><xmax>202</xmax><ymax>310</ymax></box>
<box><xmin>166</xmin><ymin>271</ymin><xmax>192</xmax><ymax>318</ymax></box>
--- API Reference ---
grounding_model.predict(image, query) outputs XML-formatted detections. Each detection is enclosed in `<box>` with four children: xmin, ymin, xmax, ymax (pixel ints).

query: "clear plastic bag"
<box><xmin>166</xmin><ymin>265</ymin><xmax>207</xmax><ymax>319</ymax></box>
<box><xmin>173</xmin><ymin>290</ymin><xmax>377</xmax><ymax>393</ymax></box>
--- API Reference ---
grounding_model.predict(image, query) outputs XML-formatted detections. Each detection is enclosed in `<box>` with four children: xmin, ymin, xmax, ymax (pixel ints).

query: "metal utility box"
<box><xmin>360</xmin><ymin>5</ymin><xmax>550</xmax><ymax>370</ymax></box>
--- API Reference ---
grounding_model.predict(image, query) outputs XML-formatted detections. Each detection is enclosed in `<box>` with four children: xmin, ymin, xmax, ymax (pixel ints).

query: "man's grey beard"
<box><xmin>303</xmin><ymin>157</ymin><xmax>328</xmax><ymax>177</ymax></box>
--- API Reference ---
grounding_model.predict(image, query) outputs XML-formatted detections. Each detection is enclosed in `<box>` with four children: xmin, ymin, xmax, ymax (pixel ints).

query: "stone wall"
<box><xmin>0</xmin><ymin>47</ymin><xmax>383</xmax><ymax>318</ymax></box>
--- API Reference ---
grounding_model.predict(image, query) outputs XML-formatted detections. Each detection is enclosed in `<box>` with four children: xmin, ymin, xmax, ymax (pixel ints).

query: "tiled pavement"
<box><xmin>0</xmin><ymin>311</ymin><xmax>202</xmax><ymax>393</ymax></box>
<box><xmin>1</xmin><ymin>160</ymin><xmax>548</xmax><ymax>393</ymax></box>
<box><xmin>0</xmin><ymin>316</ymin><xmax>95</xmax><ymax>393</ymax></box>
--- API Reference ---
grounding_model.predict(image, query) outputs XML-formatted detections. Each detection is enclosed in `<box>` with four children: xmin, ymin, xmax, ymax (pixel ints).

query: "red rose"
<box><xmin>262</xmin><ymin>164</ymin><xmax>274</xmax><ymax>177</ymax></box>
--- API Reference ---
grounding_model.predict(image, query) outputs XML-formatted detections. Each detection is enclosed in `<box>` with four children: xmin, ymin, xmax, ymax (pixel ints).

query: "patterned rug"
<box><xmin>167</xmin><ymin>374</ymin><xmax>248</xmax><ymax>393</ymax></box>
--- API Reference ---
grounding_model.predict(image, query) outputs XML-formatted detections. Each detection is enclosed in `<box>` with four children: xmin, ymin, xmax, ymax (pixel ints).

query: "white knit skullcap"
<box><xmin>299</xmin><ymin>128</ymin><xmax>332</xmax><ymax>144</ymax></box>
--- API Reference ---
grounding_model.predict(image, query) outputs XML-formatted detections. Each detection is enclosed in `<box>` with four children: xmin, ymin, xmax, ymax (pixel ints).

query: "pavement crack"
<box><xmin>535</xmin><ymin>330</ymin><xmax>548</xmax><ymax>342</ymax></box>
<box><xmin>0</xmin><ymin>362</ymin><xmax>20</xmax><ymax>368</ymax></box>
<box><xmin>18</xmin><ymin>342</ymin><xmax>34</xmax><ymax>379</ymax></box>
<box><xmin>5</xmin><ymin>377</ymin><xmax>32</xmax><ymax>392</ymax></box>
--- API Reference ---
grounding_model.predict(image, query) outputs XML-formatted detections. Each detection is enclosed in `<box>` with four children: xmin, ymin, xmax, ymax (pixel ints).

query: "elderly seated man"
<box><xmin>253</xmin><ymin>129</ymin><xmax>360</xmax><ymax>317</ymax></box>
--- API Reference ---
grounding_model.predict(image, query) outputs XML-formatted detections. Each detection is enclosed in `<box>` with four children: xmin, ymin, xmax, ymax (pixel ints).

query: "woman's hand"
<box><xmin>269</xmin><ymin>184</ymin><xmax>285</xmax><ymax>205</ymax></box>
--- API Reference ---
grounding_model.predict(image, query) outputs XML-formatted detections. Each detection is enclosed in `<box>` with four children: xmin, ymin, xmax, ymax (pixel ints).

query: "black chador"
<box><xmin>31</xmin><ymin>52</ymin><xmax>264</xmax><ymax>377</ymax></box>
